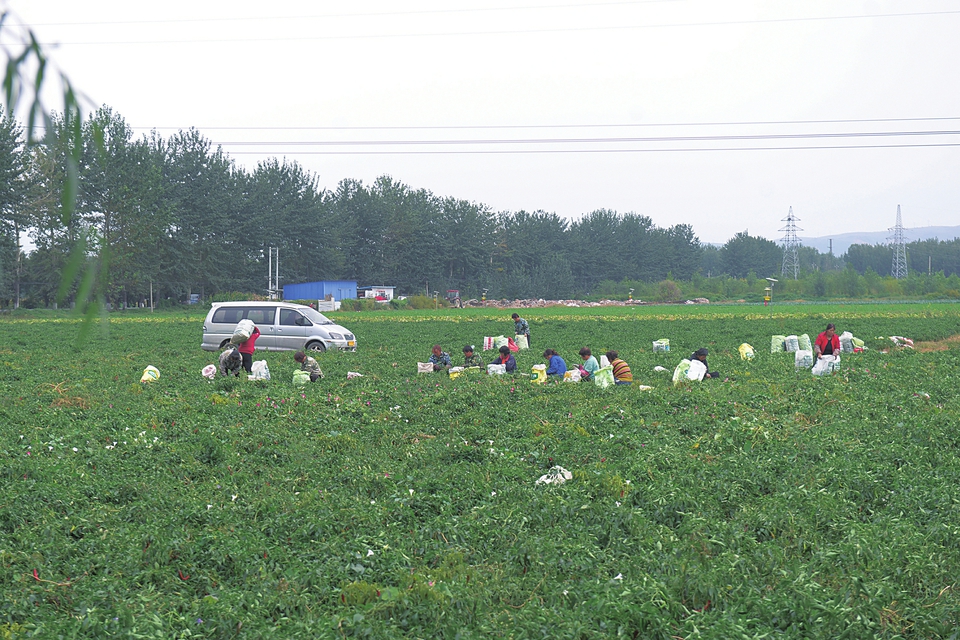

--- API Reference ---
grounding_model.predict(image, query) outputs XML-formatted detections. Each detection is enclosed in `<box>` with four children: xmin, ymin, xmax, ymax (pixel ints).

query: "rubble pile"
<box><xmin>461</xmin><ymin>297</ymin><xmax>709</xmax><ymax>308</ymax></box>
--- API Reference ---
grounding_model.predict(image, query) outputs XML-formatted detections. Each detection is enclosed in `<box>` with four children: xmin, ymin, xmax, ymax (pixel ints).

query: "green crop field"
<box><xmin>1</xmin><ymin>303</ymin><xmax>959</xmax><ymax>638</ymax></box>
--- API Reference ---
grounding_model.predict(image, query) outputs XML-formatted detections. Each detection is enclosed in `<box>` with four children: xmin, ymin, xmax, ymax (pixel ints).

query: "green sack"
<box><xmin>593</xmin><ymin>365</ymin><xmax>614</xmax><ymax>389</ymax></box>
<box><xmin>771</xmin><ymin>335</ymin><xmax>786</xmax><ymax>353</ymax></box>
<box><xmin>292</xmin><ymin>370</ymin><xmax>312</xmax><ymax>386</ymax></box>
<box><xmin>798</xmin><ymin>334</ymin><xmax>812</xmax><ymax>352</ymax></box>
<box><xmin>672</xmin><ymin>360</ymin><xmax>691</xmax><ymax>385</ymax></box>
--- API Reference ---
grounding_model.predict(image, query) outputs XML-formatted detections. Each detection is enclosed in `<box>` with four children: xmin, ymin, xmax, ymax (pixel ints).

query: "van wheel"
<box><xmin>306</xmin><ymin>342</ymin><xmax>326</xmax><ymax>353</ymax></box>
<box><xmin>219</xmin><ymin>339</ymin><xmax>232</xmax><ymax>349</ymax></box>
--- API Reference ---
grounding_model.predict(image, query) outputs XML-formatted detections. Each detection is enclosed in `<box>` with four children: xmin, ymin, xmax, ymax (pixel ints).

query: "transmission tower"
<box><xmin>779</xmin><ymin>206</ymin><xmax>802</xmax><ymax>280</ymax></box>
<box><xmin>888</xmin><ymin>205</ymin><xmax>908</xmax><ymax>279</ymax></box>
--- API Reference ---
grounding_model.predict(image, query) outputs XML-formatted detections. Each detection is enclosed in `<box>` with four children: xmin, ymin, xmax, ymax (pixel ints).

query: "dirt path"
<box><xmin>914</xmin><ymin>334</ymin><xmax>960</xmax><ymax>352</ymax></box>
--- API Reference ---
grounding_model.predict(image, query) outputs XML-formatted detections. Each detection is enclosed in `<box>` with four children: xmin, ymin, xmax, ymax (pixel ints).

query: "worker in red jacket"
<box><xmin>237</xmin><ymin>325</ymin><xmax>261</xmax><ymax>373</ymax></box>
<box><xmin>814</xmin><ymin>323</ymin><xmax>840</xmax><ymax>359</ymax></box>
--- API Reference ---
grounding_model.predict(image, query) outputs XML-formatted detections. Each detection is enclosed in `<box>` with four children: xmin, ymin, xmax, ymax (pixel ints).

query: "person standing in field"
<box><xmin>543</xmin><ymin>348</ymin><xmax>567</xmax><ymax>379</ymax></box>
<box><xmin>606</xmin><ymin>350</ymin><xmax>633</xmax><ymax>385</ymax></box>
<box><xmin>294</xmin><ymin>351</ymin><xmax>324</xmax><ymax>382</ymax></box>
<box><xmin>237</xmin><ymin>324</ymin><xmax>261</xmax><ymax>374</ymax></box>
<box><xmin>579</xmin><ymin>347</ymin><xmax>600</xmax><ymax>381</ymax></box>
<box><xmin>429</xmin><ymin>345</ymin><xmax>452</xmax><ymax>372</ymax></box>
<box><xmin>512</xmin><ymin>313</ymin><xmax>531</xmax><ymax>347</ymax></box>
<box><xmin>814</xmin><ymin>323</ymin><xmax>841</xmax><ymax>359</ymax></box>
<box><xmin>490</xmin><ymin>345</ymin><xmax>517</xmax><ymax>372</ymax></box>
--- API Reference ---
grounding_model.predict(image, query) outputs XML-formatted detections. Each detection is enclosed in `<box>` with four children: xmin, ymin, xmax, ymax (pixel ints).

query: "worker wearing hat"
<box><xmin>690</xmin><ymin>348</ymin><xmax>720</xmax><ymax>379</ymax></box>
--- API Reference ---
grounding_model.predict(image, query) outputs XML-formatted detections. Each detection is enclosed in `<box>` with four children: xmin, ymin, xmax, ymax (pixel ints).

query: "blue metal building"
<box><xmin>282</xmin><ymin>280</ymin><xmax>357</xmax><ymax>301</ymax></box>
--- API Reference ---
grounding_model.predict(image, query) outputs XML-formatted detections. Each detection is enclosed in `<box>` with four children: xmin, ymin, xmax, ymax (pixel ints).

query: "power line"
<box><xmin>24</xmin><ymin>9</ymin><xmax>960</xmax><ymax>46</ymax></box>
<box><xmin>25</xmin><ymin>0</ymin><xmax>686</xmax><ymax>28</ymax></box>
<box><xmin>221</xmin><ymin>141</ymin><xmax>960</xmax><ymax>155</ymax></box>
<box><xmin>131</xmin><ymin>116</ymin><xmax>960</xmax><ymax>132</ymax></box>
<box><xmin>206</xmin><ymin>129</ymin><xmax>960</xmax><ymax>147</ymax></box>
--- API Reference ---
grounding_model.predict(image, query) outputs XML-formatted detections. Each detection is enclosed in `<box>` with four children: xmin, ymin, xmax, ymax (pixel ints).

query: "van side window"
<box><xmin>212</xmin><ymin>308</ymin><xmax>244</xmax><ymax>324</ymax></box>
<box><xmin>280</xmin><ymin>309</ymin><xmax>311</xmax><ymax>327</ymax></box>
<box><xmin>246</xmin><ymin>308</ymin><xmax>276</xmax><ymax>325</ymax></box>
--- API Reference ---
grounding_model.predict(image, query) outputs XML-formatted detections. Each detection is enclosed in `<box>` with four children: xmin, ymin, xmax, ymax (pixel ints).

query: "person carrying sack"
<box><xmin>512</xmin><ymin>313</ymin><xmax>531</xmax><ymax>347</ymax></box>
<box><xmin>237</xmin><ymin>324</ymin><xmax>261</xmax><ymax>373</ymax></box>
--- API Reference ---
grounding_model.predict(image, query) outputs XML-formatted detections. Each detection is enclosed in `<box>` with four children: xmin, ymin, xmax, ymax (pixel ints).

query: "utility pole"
<box><xmin>888</xmin><ymin>205</ymin><xmax>908</xmax><ymax>279</ymax></box>
<box><xmin>267</xmin><ymin>247</ymin><xmax>280</xmax><ymax>299</ymax></box>
<box><xmin>779</xmin><ymin>206</ymin><xmax>801</xmax><ymax>280</ymax></box>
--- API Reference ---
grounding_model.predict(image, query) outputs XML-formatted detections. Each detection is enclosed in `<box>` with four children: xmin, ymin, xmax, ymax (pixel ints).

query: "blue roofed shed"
<box><xmin>283</xmin><ymin>280</ymin><xmax>357</xmax><ymax>301</ymax></box>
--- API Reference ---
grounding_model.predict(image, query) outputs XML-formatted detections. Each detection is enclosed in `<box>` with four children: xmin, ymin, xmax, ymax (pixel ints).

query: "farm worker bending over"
<box><xmin>512</xmin><ymin>313</ymin><xmax>531</xmax><ymax>347</ymax></box>
<box><xmin>463</xmin><ymin>345</ymin><xmax>484</xmax><ymax>368</ymax></box>
<box><xmin>237</xmin><ymin>324</ymin><xmax>261</xmax><ymax>374</ymax></box>
<box><xmin>606</xmin><ymin>351</ymin><xmax>633</xmax><ymax>385</ymax></box>
<box><xmin>579</xmin><ymin>347</ymin><xmax>600</xmax><ymax>381</ymax></box>
<box><xmin>219</xmin><ymin>347</ymin><xmax>243</xmax><ymax>377</ymax></box>
<box><xmin>490</xmin><ymin>345</ymin><xmax>517</xmax><ymax>372</ymax></box>
<box><xmin>690</xmin><ymin>348</ymin><xmax>720</xmax><ymax>379</ymax></box>
<box><xmin>294</xmin><ymin>351</ymin><xmax>324</xmax><ymax>382</ymax></box>
<box><xmin>814</xmin><ymin>323</ymin><xmax>840</xmax><ymax>359</ymax></box>
<box><xmin>429</xmin><ymin>345</ymin><xmax>452</xmax><ymax>372</ymax></box>
<box><xmin>543</xmin><ymin>349</ymin><xmax>567</xmax><ymax>379</ymax></box>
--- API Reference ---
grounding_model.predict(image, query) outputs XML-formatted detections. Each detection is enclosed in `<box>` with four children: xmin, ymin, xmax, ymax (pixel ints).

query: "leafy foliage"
<box><xmin>1</xmin><ymin>303</ymin><xmax>959</xmax><ymax>637</ymax></box>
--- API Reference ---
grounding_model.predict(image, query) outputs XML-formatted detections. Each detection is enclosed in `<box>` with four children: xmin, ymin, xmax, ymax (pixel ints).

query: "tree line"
<box><xmin>1</xmin><ymin>106</ymin><xmax>959</xmax><ymax>308</ymax></box>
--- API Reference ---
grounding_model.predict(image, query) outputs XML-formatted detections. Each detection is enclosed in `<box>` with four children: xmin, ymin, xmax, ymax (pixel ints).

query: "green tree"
<box><xmin>0</xmin><ymin>113</ymin><xmax>31</xmax><ymax>306</ymax></box>
<box><xmin>161</xmin><ymin>128</ymin><xmax>239</xmax><ymax>300</ymax></box>
<box><xmin>79</xmin><ymin>107</ymin><xmax>169</xmax><ymax>307</ymax></box>
<box><xmin>239</xmin><ymin>158</ymin><xmax>344</xmax><ymax>290</ymax></box>
<box><xmin>719</xmin><ymin>231</ymin><xmax>780</xmax><ymax>278</ymax></box>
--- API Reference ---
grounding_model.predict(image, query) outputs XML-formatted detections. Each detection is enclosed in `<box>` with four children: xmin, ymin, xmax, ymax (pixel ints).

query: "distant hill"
<box><xmin>799</xmin><ymin>226</ymin><xmax>960</xmax><ymax>255</ymax></box>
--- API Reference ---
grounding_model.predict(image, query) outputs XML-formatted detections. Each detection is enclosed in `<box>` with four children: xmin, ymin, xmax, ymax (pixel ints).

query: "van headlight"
<box><xmin>328</xmin><ymin>332</ymin><xmax>344</xmax><ymax>340</ymax></box>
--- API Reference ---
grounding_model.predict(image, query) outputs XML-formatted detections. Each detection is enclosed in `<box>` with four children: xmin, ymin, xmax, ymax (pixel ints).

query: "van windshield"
<box><xmin>301</xmin><ymin>308</ymin><xmax>335</xmax><ymax>325</ymax></box>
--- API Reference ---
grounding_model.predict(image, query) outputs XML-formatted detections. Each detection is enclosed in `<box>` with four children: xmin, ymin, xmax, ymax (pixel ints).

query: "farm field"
<box><xmin>1</xmin><ymin>303</ymin><xmax>960</xmax><ymax>638</ymax></box>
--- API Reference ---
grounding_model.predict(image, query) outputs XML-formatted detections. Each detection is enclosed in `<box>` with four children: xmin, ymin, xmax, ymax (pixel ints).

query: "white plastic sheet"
<box><xmin>536</xmin><ymin>466</ymin><xmax>573</xmax><ymax>486</ymax></box>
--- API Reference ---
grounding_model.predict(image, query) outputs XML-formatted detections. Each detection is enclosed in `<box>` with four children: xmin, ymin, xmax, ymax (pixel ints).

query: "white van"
<box><xmin>201</xmin><ymin>301</ymin><xmax>357</xmax><ymax>353</ymax></box>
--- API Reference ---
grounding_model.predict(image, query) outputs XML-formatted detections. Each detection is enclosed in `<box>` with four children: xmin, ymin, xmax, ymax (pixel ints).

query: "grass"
<box><xmin>1</xmin><ymin>303</ymin><xmax>959</xmax><ymax>638</ymax></box>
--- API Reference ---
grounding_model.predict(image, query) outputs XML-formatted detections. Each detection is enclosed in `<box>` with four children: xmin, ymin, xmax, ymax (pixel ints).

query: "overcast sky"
<box><xmin>6</xmin><ymin>0</ymin><xmax>960</xmax><ymax>244</ymax></box>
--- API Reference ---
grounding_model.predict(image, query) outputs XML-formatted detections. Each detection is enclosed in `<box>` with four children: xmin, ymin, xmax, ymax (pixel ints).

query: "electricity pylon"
<box><xmin>779</xmin><ymin>206</ymin><xmax>802</xmax><ymax>280</ymax></box>
<box><xmin>888</xmin><ymin>205</ymin><xmax>908</xmax><ymax>279</ymax></box>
